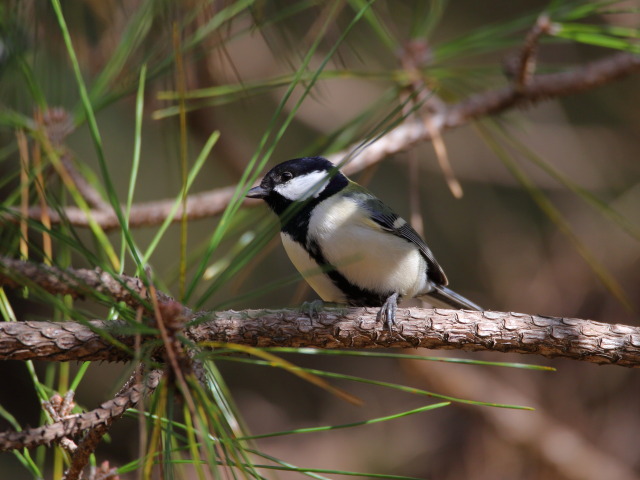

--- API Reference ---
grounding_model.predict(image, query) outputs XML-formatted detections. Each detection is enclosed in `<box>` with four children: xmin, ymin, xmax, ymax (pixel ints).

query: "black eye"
<box><xmin>281</xmin><ymin>171</ymin><xmax>293</xmax><ymax>181</ymax></box>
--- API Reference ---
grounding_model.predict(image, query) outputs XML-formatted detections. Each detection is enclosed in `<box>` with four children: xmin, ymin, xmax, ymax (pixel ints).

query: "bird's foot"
<box><xmin>300</xmin><ymin>299</ymin><xmax>325</xmax><ymax>319</ymax></box>
<box><xmin>376</xmin><ymin>293</ymin><xmax>398</xmax><ymax>331</ymax></box>
<box><xmin>300</xmin><ymin>300</ymin><xmax>349</xmax><ymax>319</ymax></box>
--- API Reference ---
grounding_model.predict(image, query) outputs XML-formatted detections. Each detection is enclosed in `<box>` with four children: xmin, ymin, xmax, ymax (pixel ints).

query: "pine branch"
<box><xmin>3</xmin><ymin>52</ymin><xmax>639</xmax><ymax>231</ymax></box>
<box><xmin>0</xmin><ymin>368</ymin><xmax>162</xmax><ymax>452</ymax></box>
<box><xmin>1</xmin><ymin>253</ymin><xmax>639</xmax><ymax>462</ymax></box>
<box><xmin>1</xmin><ymin>257</ymin><xmax>639</xmax><ymax>367</ymax></box>
<box><xmin>1</xmin><ymin>309</ymin><xmax>639</xmax><ymax>367</ymax></box>
<box><xmin>62</xmin><ymin>366</ymin><xmax>148</xmax><ymax>480</ymax></box>
<box><xmin>0</xmin><ymin>256</ymin><xmax>183</xmax><ymax>312</ymax></box>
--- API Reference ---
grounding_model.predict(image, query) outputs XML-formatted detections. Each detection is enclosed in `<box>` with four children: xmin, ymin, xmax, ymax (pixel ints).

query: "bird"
<box><xmin>246</xmin><ymin>156</ymin><xmax>482</xmax><ymax>329</ymax></box>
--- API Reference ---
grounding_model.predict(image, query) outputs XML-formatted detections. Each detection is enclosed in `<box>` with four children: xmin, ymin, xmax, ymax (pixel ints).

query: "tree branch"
<box><xmin>1</xmin><ymin>256</ymin><xmax>639</xmax><ymax>367</ymax></box>
<box><xmin>62</xmin><ymin>366</ymin><xmax>152</xmax><ymax>480</ymax></box>
<box><xmin>1</xmin><ymin>309</ymin><xmax>639</xmax><ymax>367</ymax></box>
<box><xmin>10</xmin><ymin>186</ymin><xmax>237</xmax><ymax>231</ymax></box>
<box><xmin>446</xmin><ymin>51</ymin><xmax>640</xmax><ymax>126</ymax></box>
<box><xmin>0</xmin><ymin>256</ymin><xmax>179</xmax><ymax>311</ymax></box>
<box><xmin>1</xmin><ymin>254</ymin><xmax>639</xmax><ymax>463</ymax></box>
<box><xmin>4</xmin><ymin>52</ymin><xmax>639</xmax><ymax>231</ymax></box>
<box><xmin>0</xmin><ymin>368</ymin><xmax>162</xmax><ymax>452</ymax></box>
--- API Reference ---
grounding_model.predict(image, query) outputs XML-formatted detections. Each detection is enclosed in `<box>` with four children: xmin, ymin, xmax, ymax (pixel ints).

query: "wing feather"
<box><xmin>346</xmin><ymin>190</ymin><xmax>448</xmax><ymax>286</ymax></box>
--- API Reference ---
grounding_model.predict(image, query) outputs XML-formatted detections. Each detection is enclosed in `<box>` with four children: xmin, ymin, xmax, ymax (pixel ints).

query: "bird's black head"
<box><xmin>246</xmin><ymin>157</ymin><xmax>348</xmax><ymax>216</ymax></box>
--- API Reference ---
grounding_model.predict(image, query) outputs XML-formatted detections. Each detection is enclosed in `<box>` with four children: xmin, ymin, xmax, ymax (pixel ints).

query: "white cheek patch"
<box><xmin>274</xmin><ymin>170</ymin><xmax>330</xmax><ymax>201</ymax></box>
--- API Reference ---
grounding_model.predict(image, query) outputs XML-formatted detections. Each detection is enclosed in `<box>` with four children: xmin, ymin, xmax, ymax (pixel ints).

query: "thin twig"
<box><xmin>60</xmin><ymin>155</ymin><xmax>111</xmax><ymax>212</ymax></box>
<box><xmin>42</xmin><ymin>391</ymin><xmax>78</xmax><ymax>454</ymax></box>
<box><xmin>399</xmin><ymin>39</ymin><xmax>464</xmax><ymax>198</ymax></box>
<box><xmin>32</xmin><ymin>127</ymin><xmax>54</xmax><ymax>262</ymax></box>
<box><xmin>39</xmin><ymin>108</ymin><xmax>110</xmax><ymax>211</ymax></box>
<box><xmin>505</xmin><ymin>14</ymin><xmax>556</xmax><ymax>90</ymax></box>
<box><xmin>17</xmin><ymin>130</ymin><xmax>30</xmax><ymax>259</ymax></box>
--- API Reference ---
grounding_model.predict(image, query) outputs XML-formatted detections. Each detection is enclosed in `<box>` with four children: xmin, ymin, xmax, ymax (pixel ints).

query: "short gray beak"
<box><xmin>246</xmin><ymin>185</ymin><xmax>268</xmax><ymax>199</ymax></box>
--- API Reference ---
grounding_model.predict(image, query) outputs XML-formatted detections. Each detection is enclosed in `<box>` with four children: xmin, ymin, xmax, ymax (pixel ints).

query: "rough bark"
<box><xmin>1</xmin><ymin>308</ymin><xmax>639</xmax><ymax>367</ymax></box>
<box><xmin>0</xmin><ymin>369</ymin><xmax>162</xmax><ymax>451</ymax></box>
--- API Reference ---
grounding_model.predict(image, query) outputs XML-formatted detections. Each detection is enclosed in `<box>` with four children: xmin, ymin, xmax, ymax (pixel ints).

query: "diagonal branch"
<box><xmin>445</xmin><ymin>51</ymin><xmax>640</xmax><ymax>126</ymax></box>
<box><xmin>3</xmin><ymin>52</ymin><xmax>639</xmax><ymax>231</ymax></box>
<box><xmin>62</xmin><ymin>366</ymin><xmax>154</xmax><ymax>480</ymax></box>
<box><xmin>0</xmin><ymin>368</ymin><xmax>163</xmax><ymax>452</ymax></box>
<box><xmin>0</xmin><ymin>256</ymin><xmax>180</xmax><ymax>312</ymax></box>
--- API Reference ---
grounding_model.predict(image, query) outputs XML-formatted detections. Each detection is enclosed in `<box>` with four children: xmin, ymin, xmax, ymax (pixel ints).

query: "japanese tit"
<box><xmin>246</xmin><ymin>156</ymin><xmax>482</xmax><ymax>328</ymax></box>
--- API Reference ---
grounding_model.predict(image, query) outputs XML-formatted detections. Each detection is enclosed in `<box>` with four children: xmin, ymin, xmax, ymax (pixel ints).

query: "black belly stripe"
<box><xmin>279</xmin><ymin>199</ymin><xmax>394</xmax><ymax>307</ymax></box>
<box><xmin>305</xmin><ymin>239</ymin><xmax>393</xmax><ymax>307</ymax></box>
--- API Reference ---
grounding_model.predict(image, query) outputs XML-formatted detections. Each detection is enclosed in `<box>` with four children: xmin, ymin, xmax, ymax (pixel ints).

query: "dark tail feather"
<box><xmin>427</xmin><ymin>284</ymin><xmax>483</xmax><ymax>311</ymax></box>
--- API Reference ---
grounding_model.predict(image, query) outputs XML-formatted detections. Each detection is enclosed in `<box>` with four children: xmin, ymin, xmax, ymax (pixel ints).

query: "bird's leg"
<box><xmin>300</xmin><ymin>300</ymin><xmax>350</xmax><ymax>320</ymax></box>
<box><xmin>377</xmin><ymin>292</ymin><xmax>398</xmax><ymax>331</ymax></box>
<box><xmin>300</xmin><ymin>299</ymin><xmax>325</xmax><ymax>319</ymax></box>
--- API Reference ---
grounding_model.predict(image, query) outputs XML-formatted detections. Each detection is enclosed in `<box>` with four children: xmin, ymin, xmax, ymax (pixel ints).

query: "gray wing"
<box><xmin>352</xmin><ymin>193</ymin><xmax>449</xmax><ymax>286</ymax></box>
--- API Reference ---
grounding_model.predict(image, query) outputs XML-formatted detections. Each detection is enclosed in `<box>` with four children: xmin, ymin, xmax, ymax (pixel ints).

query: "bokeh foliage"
<box><xmin>0</xmin><ymin>1</ymin><xmax>639</xmax><ymax>479</ymax></box>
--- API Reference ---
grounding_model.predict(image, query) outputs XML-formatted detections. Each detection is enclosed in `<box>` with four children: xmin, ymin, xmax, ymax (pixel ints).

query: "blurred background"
<box><xmin>0</xmin><ymin>1</ymin><xmax>639</xmax><ymax>479</ymax></box>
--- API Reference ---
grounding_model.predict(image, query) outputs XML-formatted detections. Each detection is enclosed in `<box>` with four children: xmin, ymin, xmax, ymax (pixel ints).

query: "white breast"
<box><xmin>306</xmin><ymin>195</ymin><xmax>428</xmax><ymax>298</ymax></box>
<box><xmin>281</xmin><ymin>233</ymin><xmax>347</xmax><ymax>303</ymax></box>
